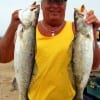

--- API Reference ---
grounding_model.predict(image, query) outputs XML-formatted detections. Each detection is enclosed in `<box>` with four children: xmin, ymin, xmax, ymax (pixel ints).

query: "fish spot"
<box><xmin>86</xmin><ymin>34</ymin><xmax>90</xmax><ymax>39</ymax></box>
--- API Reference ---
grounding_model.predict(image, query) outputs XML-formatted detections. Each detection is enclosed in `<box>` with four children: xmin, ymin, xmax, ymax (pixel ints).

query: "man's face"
<box><xmin>41</xmin><ymin>0</ymin><xmax>66</xmax><ymax>26</ymax></box>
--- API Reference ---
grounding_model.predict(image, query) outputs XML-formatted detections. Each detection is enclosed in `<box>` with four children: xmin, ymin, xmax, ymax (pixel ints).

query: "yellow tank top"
<box><xmin>28</xmin><ymin>21</ymin><xmax>75</xmax><ymax>100</ymax></box>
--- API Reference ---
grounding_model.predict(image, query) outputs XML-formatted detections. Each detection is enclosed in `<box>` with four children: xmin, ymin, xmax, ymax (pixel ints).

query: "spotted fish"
<box><xmin>14</xmin><ymin>2</ymin><xmax>40</xmax><ymax>100</ymax></box>
<box><xmin>72</xmin><ymin>5</ymin><xmax>94</xmax><ymax>100</ymax></box>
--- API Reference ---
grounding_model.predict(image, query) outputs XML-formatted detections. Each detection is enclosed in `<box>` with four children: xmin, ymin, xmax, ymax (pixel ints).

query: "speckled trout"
<box><xmin>14</xmin><ymin>2</ymin><xmax>40</xmax><ymax>100</ymax></box>
<box><xmin>72</xmin><ymin>5</ymin><xmax>94</xmax><ymax>100</ymax></box>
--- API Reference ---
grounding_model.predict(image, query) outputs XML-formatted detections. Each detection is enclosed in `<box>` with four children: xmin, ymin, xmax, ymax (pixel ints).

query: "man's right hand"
<box><xmin>10</xmin><ymin>10</ymin><xmax>21</xmax><ymax>30</ymax></box>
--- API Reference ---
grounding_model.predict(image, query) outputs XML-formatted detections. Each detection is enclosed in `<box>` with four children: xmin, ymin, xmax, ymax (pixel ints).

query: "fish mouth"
<box><xmin>30</xmin><ymin>2</ymin><xmax>40</xmax><ymax>11</ymax></box>
<box><xmin>74</xmin><ymin>5</ymin><xmax>86</xmax><ymax>16</ymax></box>
<box><xmin>30</xmin><ymin>5</ymin><xmax>40</xmax><ymax>12</ymax></box>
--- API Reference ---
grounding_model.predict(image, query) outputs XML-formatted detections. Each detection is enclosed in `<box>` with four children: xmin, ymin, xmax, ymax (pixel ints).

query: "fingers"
<box><xmin>12</xmin><ymin>10</ymin><xmax>22</xmax><ymax>22</ymax></box>
<box><xmin>12</xmin><ymin>10</ymin><xmax>19</xmax><ymax>20</ymax></box>
<box><xmin>10</xmin><ymin>9</ymin><xmax>21</xmax><ymax>27</ymax></box>
<box><xmin>12</xmin><ymin>10</ymin><xmax>18</xmax><ymax>16</ymax></box>
<box><xmin>31</xmin><ymin>1</ymin><xmax>37</xmax><ymax>7</ymax></box>
<box><xmin>85</xmin><ymin>10</ymin><xmax>100</xmax><ymax>30</ymax></box>
<box><xmin>85</xmin><ymin>10</ymin><xmax>98</xmax><ymax>24</ymax></box>
<box><xmin>32</xmin><ymin>1</ymin><xmax>36</xmax><ymax>5</ymax></box>
<box><xmin>87</xmin><ymin>10</ymin><xmax>94</xmax><ymax>15</ymax></box>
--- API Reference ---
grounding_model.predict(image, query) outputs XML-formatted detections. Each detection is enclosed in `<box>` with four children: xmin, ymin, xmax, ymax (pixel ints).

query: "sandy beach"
<box><xmin>0</xmin><ymin>61</ymin><xmax>18</xmax><ymax>100</ymax></box>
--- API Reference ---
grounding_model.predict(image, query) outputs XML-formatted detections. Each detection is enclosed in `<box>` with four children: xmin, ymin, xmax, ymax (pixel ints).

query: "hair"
<box><xmin>41</xmin><ymin>0</ymin><xmax>67</xmax><ymax>3</ymax></box>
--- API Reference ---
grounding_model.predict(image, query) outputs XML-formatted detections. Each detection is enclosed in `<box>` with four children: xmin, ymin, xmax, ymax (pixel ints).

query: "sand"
<box><xmin>0</xmin><ymin>61</ymin><xmax>18</xmax><ymax>100</ymax></box>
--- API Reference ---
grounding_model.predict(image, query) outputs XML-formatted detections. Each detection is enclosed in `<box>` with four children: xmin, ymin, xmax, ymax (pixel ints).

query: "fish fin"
<box><xmin>10</xmin><ymin>77</ymin><xmax>18</xmax><ymax>91</ymax></box>
<box><xmin>16</xmin><ymin>24</ymin><xmax>24</xmax><ymax>39</ymax></box>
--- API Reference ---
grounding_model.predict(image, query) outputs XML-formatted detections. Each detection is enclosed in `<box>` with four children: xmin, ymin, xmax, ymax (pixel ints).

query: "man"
<box><xmin>0</xmin><ymin>0</ymin><xmax>100</xmax><ymax>100</ymax></box>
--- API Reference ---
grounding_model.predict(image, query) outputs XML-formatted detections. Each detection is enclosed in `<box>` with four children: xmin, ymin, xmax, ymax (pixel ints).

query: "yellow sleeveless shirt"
<box><xmin>28</xmin><ymin>21</ymin><xmax>75</xmax><ymax>100</ymax></box>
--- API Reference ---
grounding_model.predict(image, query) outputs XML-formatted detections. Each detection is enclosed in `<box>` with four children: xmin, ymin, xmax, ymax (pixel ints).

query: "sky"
<box><xmin>0</xmin><ymin>0</ymin><xmax>100</xmax><ymax>36</ymax></box>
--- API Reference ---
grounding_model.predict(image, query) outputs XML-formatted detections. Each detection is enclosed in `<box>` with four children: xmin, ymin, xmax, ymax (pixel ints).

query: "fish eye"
<box><xmin>30</xmin><ymin>7</ymin><xmax>36</xmax><ymax>11</ymax></box>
